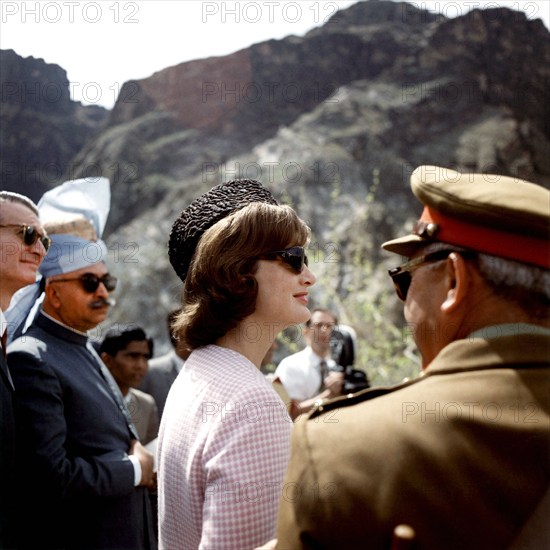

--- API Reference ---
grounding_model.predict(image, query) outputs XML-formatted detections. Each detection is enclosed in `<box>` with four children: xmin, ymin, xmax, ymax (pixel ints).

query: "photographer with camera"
<box><xmin>330</xmin><ymin>323</ymin><xmax>370</xmax><ymax>395</ymax></box>
<box><xmin>274</xmin><ymin>308</ymin><xmax>357</xmax><ymax>419</ymax></box>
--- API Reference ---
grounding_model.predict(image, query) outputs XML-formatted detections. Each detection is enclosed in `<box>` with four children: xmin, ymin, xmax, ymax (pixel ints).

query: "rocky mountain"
<box><xmin>0</xmin><ymin>49</ymin><xmax>108</xmax><ymax>202</ymax></box>
<box><xmin>2</xmin><ymin>0</ymin><xmax>549</xmax><ymax>382</ymax></box>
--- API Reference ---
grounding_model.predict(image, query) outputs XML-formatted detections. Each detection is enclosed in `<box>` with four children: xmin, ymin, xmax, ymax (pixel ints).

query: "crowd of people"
<box><xmin>0</xmin><ymin>166</ymin><xmax>548</xmax><ymax>550</ymax></box>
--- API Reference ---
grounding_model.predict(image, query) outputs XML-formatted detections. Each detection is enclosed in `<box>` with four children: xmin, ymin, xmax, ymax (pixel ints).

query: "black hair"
<box><xmin>99</xmin><ymin>325</ymin><xmax>154</xmax><ymax>357</ymax></box>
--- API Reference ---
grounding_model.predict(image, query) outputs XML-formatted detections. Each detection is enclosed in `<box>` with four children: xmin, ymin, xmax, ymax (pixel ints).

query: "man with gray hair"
<box><xmin>8</xmin><ymin>179</ymin><xmax>156</xmax><ymax>549</ymax></box>
<box><xmin>0</xmin><ymin>191</ymin><xmax>49</xmax><ymax>549</ymax></box>
<box><xmin>271</xmin><ymin>166</ymin><xmax>550</xmax><ymax>549</ymax></box>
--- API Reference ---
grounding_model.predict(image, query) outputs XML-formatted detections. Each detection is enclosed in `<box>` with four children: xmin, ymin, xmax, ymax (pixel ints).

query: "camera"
<box><xmin>330</xmin><ymin>324</ymin><xmax>370</xmax><ymax>394</ymax></box>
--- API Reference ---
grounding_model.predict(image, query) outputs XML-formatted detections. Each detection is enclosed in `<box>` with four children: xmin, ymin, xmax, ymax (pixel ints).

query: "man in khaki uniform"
<box><xmin>271</xmin><ymin>166</ymin><xmax>550</xmax><ymax>549</ymax></box>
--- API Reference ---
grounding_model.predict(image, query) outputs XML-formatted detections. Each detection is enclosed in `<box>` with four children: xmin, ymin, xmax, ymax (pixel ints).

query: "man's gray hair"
<box><xmin>0</xmin><ymin>191</ymin><xmax>39</xmax><ymax>218</ymax></box>
<box><xmin>422</xmin><ymin>242</ymin><xmax>550</xmax><ymax>318</ymax></box>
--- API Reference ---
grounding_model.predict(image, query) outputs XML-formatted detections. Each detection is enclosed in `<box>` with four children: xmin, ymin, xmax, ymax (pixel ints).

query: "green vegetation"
<box><xmin>291</xmin><ymin>167</ymin><xmax>422</xmax><ymax>387</ymax></box>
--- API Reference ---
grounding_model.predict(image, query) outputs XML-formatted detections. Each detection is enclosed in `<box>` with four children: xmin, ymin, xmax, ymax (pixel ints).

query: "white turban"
<box><xmin>6</xmin><ymin>177</ymin><xmax>111</xmax><ymax>342</ymax></box>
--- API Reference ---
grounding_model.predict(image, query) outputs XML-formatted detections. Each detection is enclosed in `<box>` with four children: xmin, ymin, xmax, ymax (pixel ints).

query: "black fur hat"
<box><xmin>168</xmin><ymin>179</ymin><xmax>278</xmax><ymax>281</ymax></box>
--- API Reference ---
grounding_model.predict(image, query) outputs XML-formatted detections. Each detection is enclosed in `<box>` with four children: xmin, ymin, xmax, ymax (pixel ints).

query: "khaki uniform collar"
<box><xmin>467</xmin><ymin>323</ymin><xmax>550</xmax><ymax>340</ymax></box>
<box><xmin>425</xmin><ymin>328</ymin><xmax>550</xmax><ymax>376</ymax></box>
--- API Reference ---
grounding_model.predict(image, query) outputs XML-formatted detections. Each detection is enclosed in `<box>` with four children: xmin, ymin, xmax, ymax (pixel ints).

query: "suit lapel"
<box><xmin>0</xmin><ymin>354</ymin><xmax>15</xmax><ymax>391</ymax></box>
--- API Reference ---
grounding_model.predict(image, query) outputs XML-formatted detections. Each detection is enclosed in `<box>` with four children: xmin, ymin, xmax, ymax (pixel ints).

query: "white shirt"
<box><xmin>274</xmin><ymin>346</ymin><xmax>337</xmax><ymax>401</ymax></box>
<box><xmin>0</xmin><ymin>309</ymin><xmax>8</xmax><ymax>365</ymax></box>
<box><xmin>0</xmin><ymin>309</ymin><xmax>6</xmax><ymax>340</ymax></box>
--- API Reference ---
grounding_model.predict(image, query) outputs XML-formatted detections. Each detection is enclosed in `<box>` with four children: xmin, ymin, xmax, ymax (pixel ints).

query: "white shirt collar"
<box><xmin>306</xmin><ymin>346</ymin><xmax>336</xmax><ymax>367</ymax></box>
<box><xmin>41</xmin><ymin>310</ymin><xmax>89</xmax><ymax>336</ymax></box>
<box><xmin>0</xmin><ymin>309</ymin><xmax>6</xmax><ymax>338</ymax></box>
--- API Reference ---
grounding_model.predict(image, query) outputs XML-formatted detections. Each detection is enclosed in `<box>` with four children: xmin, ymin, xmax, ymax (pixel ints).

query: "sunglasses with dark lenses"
<box><xmin>388</xmin><ymin>249</ymin><xmax>457</xmax><ymax>301</ymax></box>
<box><xmin>52</xmin><ymin>273</ymin><xmax>118</xmax><ymax>293</ymax></box>
<box><xmin>258</xmin><ymin>246</ymin><xmax>308</xmax><ymax>274</ymax></box>
<box><xmin>0</xmin><ymin>223</ymin><xmax>52</xmax><ymax>251</ymax></box>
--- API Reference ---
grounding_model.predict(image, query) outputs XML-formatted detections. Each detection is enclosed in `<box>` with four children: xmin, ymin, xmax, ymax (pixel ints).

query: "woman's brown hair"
<box><xmin>172</xmin><ymin>202</ymin><xmax>309</xmax><ymax>354</ymax></box>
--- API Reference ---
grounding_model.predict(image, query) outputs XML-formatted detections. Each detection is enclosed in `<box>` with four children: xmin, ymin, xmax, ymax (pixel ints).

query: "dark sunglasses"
<box><xmin>0</xmin><ymin>223</ymin><xmax>51</xmax><ymax>251</ymax></box>
<box><xmin>257</xmin><ymin>246</ymin><xmax>308</xmax><ymax>274</ymax></box>
<box><xmin>388</xmin><ymin>249</ymin><xmax>457</xmax><ymax>301</ymax></box>
<box><xmin>52</xmin><ymin>273</ymin><xmax>118</xmax><ymax>293</ymax></box>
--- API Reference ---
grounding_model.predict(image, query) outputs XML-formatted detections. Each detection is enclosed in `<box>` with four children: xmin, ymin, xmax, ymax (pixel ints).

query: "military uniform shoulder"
<box><xmin>307</xmin><ymin>377</ymin><xmax>420</xmax><ymax>420</ymax></box>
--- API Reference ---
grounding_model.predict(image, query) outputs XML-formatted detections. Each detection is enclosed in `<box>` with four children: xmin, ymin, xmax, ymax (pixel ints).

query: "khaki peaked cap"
<box><xmin>382</xmin><ymin>165</ymin><xmax>550</xmax><ymax>269</ymax></box>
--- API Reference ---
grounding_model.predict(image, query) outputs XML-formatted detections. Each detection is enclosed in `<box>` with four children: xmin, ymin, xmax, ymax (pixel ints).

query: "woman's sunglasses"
<box><xmin>0</xmin><ymin>224</ymin><xmax>51</xmax><ymax>251</ymax></box>
<box><xmin>51</xmin><ymin>273</ymin><xmax>118</xmax><ymax>293</ymax></box>
<box><xmin>258</xmin><ymin>246</ymin><xmax>308</xmax><ymax>274</ymax></box>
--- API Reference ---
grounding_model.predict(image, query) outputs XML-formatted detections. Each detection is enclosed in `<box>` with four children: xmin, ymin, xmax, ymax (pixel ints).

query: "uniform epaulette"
<box><xmin>307</xmin><ymin>378</ymin><xmax>420</xmax><ymax>420</ymax></box>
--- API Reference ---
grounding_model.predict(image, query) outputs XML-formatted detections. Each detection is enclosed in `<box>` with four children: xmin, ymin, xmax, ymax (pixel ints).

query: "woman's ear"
<box><xmin>441</xmin><ymin>252</ymin><xmax>470</xmax><ymax>314</ymax></box>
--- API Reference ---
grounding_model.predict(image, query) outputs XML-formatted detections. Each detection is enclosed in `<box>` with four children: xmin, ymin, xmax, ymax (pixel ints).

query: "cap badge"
<box><xmin>413</xmin><ymin>220</ymin><xmax>439</xmax><ymax>239</ymax></box>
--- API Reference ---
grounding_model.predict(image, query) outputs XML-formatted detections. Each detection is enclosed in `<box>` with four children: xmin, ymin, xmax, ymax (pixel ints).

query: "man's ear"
<box><xmin>44</xmin><ymin>281</ymin><xmax>62</xmax><ymax>309</ymax></box>
<box><xmin>100</xmin><ymin>351</ymin><xmax>113</xmax><ymax>368</ymax></box>
<box><xmin>441</xmin><ymin>252</ymin><xmax>470</xmax><ymax>314</ymax></box>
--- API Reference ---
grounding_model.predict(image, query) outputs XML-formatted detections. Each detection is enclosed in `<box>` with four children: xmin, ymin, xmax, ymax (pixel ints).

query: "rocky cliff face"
<box><xmin>2</xmin><ymin>0</ymin><xmax>549</xmax><ymax>379</ymax></box>
<box><xmin>71</xmin><ymin>0</ymin><xmax>447</xmax><ymax>231</ymax></box>
<box><xmin>0</xmin><ymin>49</ymin><xmax>108</xmax><ymax>201</ymax></box>
<box><xmin>68</xmin><ymin>0</ymin><xmax>549</xmax><ymax>235</ymax></box>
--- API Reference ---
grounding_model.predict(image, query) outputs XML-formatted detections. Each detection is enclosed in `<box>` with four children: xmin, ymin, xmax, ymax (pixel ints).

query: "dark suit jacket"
<box><xmin>0</xmin><ymin>343</ymin><xmax>17</xmax><ymax>549</ymax></box>
<box><xmin>276</xmin><ymin>332</ymin><xmax>550</xmax><ymax>550</ymax></box>
<box><xmin>8</xmin><ymin>312</ymin><xmax>157</xmax><ymax>550</ymax></box>
<box><xmin>139</xmin><ymin>350</ymin><xmax>181</xmax><ymax>419</ymax></box>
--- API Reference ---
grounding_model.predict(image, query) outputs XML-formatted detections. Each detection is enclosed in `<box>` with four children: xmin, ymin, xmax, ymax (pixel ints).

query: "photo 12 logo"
<box><xmin>202</xmin><ymin>160</ymin><xmax>340</xmax><ymax>185</ymax></box>
<box><xmin>401</xmin><ymin>2</ymin><xmax>540</xmax><ymax>23</ymax></box>
<box><xmin>201</xmin><ymin>1</ymin><xmax>342</xmax><ymax>24</ymax></box>
<box><xmin>1</xmin><ymin>2</ymin><xmax>140</xmax><ymax>24</ymax></box>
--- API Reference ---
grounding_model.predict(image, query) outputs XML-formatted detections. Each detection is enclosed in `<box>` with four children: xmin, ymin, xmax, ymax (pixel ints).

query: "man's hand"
<box><xmin>324</xmin><ymin>371</ymin><xmax>344</xmax><ymax>397</ymax></box>
<box><xmin>129</xmin><ymin>440</ymin><xmax>155</xmax><ymax>489</ymax></box>
<box><xmin>290</xmin><ymin>371</ymin><xmax>346</xmax><ymax>420</ymax></box>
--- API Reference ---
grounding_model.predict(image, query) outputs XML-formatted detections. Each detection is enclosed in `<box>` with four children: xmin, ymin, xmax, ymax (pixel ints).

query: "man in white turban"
<box><xmin>8</xmin><ymin>178</ymin><xmax>157</xmax><ymax>549</ymax></box>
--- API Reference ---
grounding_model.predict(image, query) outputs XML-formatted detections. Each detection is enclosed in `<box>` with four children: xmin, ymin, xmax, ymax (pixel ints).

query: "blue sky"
<box><xmin>1</xmin><ymin>1</ymin><xmax>548</xmax><ymax>108</ymax></box>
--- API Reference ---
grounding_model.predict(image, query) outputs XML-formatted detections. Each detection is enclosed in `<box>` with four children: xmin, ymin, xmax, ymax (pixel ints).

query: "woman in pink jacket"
<box><xmin>157</xmin><ymin>179</ymin><xmax>316</xmax><ymax>550</ymax></box>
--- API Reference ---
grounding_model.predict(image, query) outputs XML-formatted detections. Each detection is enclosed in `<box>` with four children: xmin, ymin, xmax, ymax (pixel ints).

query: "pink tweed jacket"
<box><xmin>157</xmin><ymin>345</ymin><xmax>292</xmax><ymax>549</ymax></box>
